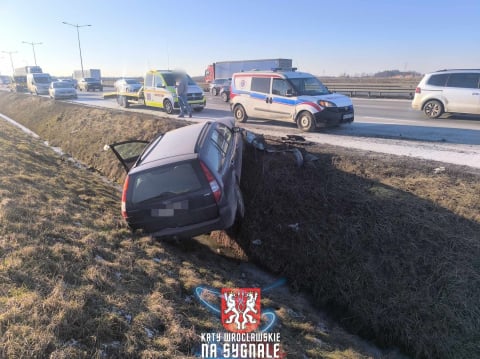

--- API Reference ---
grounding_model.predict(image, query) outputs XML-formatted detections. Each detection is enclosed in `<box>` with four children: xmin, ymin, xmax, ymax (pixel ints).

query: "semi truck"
<box><xmin>73</xmin><ymin>69</ymin><xmax>101</xmax><ymax>81</ymax></box>
<box><xmin>204</xmin><ymin>59</ymin><xmax>293</xmax><ymax>83</ymax></box>
<box><xmin>14</xmin><ymin>66</ymin><xmax>43</xmax><ymax>75</ymax></box>
<box><xmin>104</xmin><ymin>70</ymin><xmax>205</xmax><ymax>113</ymax></box>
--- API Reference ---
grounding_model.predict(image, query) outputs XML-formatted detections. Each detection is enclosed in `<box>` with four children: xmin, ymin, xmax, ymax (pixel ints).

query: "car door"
<box><xmin>107</xmin><ymin>140</ymin><xmax>150</xmax><ymax>172</ymax></box>
<box><xmin>270</xmin><ymin>77</ymin><xmax>296</xmax><ymax>120</ymax></box>
<box><xmin>249</xmin><ymin>76</ymin><xmax>273</xmax><ymax>119</ymax></box>
<box><xmin>201</xmin><ymin>124</ymin><xmax>241</xmax><ymax>222</ymax></box>
<box><xmin>443</xmin><ymin>73</ymin><xmax>480</xmax><ymax>114</ymax></box>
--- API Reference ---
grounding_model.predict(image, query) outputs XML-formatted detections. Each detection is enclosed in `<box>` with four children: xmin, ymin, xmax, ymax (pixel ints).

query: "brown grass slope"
<box><xmin>0</xmin><ymin>93</ymin><xmax>406</xmax><ymax>358</ymax></box>
<box><xmin>235</xmin><ymin>144</ymin><xmax>480</xmax><ymax>359</ymax></box>
<box><xmin>1</xmin><ymin>92</ymin><xmax>480</xmax><ymax>358</ymax></box>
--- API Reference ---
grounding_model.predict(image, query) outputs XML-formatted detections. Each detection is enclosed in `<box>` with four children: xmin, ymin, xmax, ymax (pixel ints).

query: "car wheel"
<box><xmin>211</xmin><ymin>87</ymin><xmax>217</xmax><ymax>96</ymax></box>
<box><xmin>233</xmin><ymin>104</ymin><xmax>248</xmax><ymax>123</ymax></box>
<box><xmin>163</xmin><ymin>99</ymin><xmax>174</xmax><ymax>114</ymax></box>
<box><xmin>297</xmin><ymin>111</ymin><xmax>315</xmax><ymax>132</ymax></box>
<box><xmin>423</xmin><ymin>100</ymin><xmax>443</xmax><ymax>119</ymax></box>
<box><xmin>221</xmin><ymin>92</ymin><xmax>229</xmax><ymax>102</ymax></box>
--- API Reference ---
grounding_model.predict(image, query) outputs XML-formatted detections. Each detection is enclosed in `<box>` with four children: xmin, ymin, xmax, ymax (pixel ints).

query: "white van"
<box><xmin>27</xmin><ymin>73</ymin><xmax>52</xmax><ymax>95</ymax></box>
<box><xmin>230</xmin><ymin>69</ymin><xmax>354</xmax><ymax>131</ymax></box>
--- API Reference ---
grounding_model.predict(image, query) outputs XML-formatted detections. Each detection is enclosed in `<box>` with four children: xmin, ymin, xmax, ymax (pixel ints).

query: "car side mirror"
<box><xmin>286</xmin><ymin>89</ymin><xmax>294</xmax><ymax>97</ymax></box>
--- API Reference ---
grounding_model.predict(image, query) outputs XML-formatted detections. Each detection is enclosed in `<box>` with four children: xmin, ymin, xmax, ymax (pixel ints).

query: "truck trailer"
<box><xmin>204</xmin><ymin>59</ymin><xmax>293</xmax><ymax>83</ymax></box>
<box><xmin>73</xmin><ymin>69</ymin><xmax>102</xmax><ymax>81</ymax></box>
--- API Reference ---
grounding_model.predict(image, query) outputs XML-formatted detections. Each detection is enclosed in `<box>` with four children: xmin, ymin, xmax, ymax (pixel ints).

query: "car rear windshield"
<box><xmin>130</xmin><ymin>161</ymin><xmax>203</xmax><ymax>204</ymax></box>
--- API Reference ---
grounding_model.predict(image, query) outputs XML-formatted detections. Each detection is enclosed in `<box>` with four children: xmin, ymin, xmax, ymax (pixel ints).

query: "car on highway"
<box><xmin>114</xmin><ymin>78</ymin><xmax>142</xmax><ymax>93</ymax></box>
<box><xmin>230</xmin><ymin>69</ymin><xmax>354</xmax><ymax>131</ymax></box>
<box><xmin>210</xmin><ymin>78</ymin><xmax>231</xmax><ymax>96</ymax></box>
<box><xmin>49</xmin><ymin>81</ymin><xmax>78</xmax><ymax>100</ymax></box>
<box><xmin>59</xmin><ymin>78</ymin><xmax>77</xmax><ymax>88</ymax></box>
<box><xmin>412</xmin><ymin>69</ymin><xmax>480</xmax><ymax>119</ymax></box>
<box><xmin>106</xmin><ymin>120</ymin><xmax>244</xmax><ymax>239</ymax></box>
<box><xmin>77</xmin><ymin>77</ymin><xmax>103</xmax><ymax>92</ymax></box>
<box><xmin>10</xmin><ymin>75</ymin><xmax>28</xmax><ymax>93</ymax></box>
<box><xmin>219</xmin><ymin>85</ymin><xmax>230</xmax><ymax>102</ymax></box>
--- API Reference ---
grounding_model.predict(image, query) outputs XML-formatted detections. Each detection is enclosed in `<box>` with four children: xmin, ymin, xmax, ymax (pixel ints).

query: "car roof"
<box><xmin>135</xmin><ymin>122</ymin><xmax>208</xmax><ymax>169</ymax></box>
<box><xmin>232</xmin><ymin>70</ymin><xmax>312</xmax><ymax>79</ymax></box>
<box><xmin>429</xmin><ymin>69</ymin><xmax>480</xmax><ymax>74</ymax></box>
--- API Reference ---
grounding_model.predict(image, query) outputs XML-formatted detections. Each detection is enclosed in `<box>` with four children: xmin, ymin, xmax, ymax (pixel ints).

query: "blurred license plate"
<box><xmin>343</xmin><ymin>113</ymin><xmax>354</xmax><ymax>120</ymax></box>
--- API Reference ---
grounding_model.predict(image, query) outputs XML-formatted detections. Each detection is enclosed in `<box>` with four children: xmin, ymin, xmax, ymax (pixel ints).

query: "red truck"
<box><xmin>204</xmin><ymin>59</ymin><xmax>293</xmax><ymax>83</ymax></box>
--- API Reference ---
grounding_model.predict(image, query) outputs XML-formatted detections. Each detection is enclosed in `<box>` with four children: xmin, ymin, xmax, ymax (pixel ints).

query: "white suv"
<box><xmin>412</xmin><ymin>69</ymin><xmax>480</xmax><ymax>118</ymax></box>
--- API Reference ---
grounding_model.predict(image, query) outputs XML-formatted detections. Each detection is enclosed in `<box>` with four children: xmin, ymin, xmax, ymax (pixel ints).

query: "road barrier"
<box><xmin>324</xmin><ymin>82</ymin><xmax>416</xmax><ymax>99</ymax></box>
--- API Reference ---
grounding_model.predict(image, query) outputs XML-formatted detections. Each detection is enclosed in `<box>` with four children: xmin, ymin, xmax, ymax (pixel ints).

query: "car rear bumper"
<box><xmin>148</xmin><ymin>217</ymin><xmax>224</xmax><ymax>239</ymax></box>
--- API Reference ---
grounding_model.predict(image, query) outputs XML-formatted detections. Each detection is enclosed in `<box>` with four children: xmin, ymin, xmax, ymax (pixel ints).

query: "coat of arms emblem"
<box><xmin>221</xmin><ymin>288</ymin><xmax>261</xmax><ymax>333</ymax></box>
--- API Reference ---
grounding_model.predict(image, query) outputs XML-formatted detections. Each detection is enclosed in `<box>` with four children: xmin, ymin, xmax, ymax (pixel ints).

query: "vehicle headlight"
<box><xmin>318</xmin><ymin>100</ymin><xmax>336</xmax><ymax>107</ymax></box>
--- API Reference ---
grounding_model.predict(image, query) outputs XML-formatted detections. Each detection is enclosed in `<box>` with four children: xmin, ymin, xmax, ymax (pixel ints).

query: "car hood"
<box><xmin>297</xmin><ymin>93</ymin><xmax>352</xmax><ymax>107</ymax></box>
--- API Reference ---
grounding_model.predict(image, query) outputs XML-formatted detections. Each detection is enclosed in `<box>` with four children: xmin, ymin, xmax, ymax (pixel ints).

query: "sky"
<box><xmin>0</xmin><ymin>0</ymin><xmax>479</xmax><ymax>78</ymax></box>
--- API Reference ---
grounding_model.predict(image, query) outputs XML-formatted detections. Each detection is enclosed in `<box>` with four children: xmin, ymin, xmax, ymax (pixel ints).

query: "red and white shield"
<box><xmin>221</xmin><ymin>288</ymin><xmax>261</xmax><ymax>333</ymax></box>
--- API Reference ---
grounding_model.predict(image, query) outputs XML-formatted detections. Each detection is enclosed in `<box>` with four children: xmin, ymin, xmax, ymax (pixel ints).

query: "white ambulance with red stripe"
<box><xmin>230</xmin><ymin>69</ymin><xmax>354</xmax><ymax>132</ymax></box>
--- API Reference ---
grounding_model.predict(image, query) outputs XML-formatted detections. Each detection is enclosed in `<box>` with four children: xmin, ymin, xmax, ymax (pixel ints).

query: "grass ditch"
<box><xmin>1</xmin><ymin>92</ymin><xmax>479</xmax><ymax>358</ymax></box>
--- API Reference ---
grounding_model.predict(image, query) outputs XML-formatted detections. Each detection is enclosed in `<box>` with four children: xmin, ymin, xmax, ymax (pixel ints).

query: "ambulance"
<box><xmin>230</xmin><ymin>69</ymin><xmax>354</xmax><ymax>132</ymax></box>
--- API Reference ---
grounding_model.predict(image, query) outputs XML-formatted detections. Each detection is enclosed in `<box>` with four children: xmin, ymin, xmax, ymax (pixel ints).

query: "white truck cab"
<box><xmin>230</xmin><ymin>69</ymin><xmax>354</xmax><ymax>131</ymax></box>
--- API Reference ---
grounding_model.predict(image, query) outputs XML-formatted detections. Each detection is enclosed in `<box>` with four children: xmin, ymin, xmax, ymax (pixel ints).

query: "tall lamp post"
<box><xmin>62</xmin><ymin>21</ymin><xmax>91</xmax><ymax>77</ymax></box>
<box><xmin>1</xmin><ymin>51</ymin><xmax>17</xmax><ymax>74</ymax></box>
<box><xmin>22</xmin><ymin>41</ymin><xmax>42</xmax><ymax>66</ymax></box>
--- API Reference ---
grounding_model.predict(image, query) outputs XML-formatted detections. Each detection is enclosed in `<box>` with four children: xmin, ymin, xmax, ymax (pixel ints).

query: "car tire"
<box><xmin>211</xmin><ymin>88</ymin><xmax>217</xmax><ymax>96</ymax></box>
<box><xmin>423</xmin><ymin>100</ymin><xmax>443</xmax><ymax>119</ymax></box>
<box><xmin>233</xmin><ymin>104</ymin><xmax>248</xmax><ymax>123</ymax></box>
<box><xmin>297</xmin><ymin>111</ymin><xmax>315</xmax><ymax>132</ymax></box>
<box><xmin>163</xmin><ymin>99</ymin><xmax>174</xmax><ymax>114</ymax></box>
<box><xmin>221</xmin><ymin>92</ymin><xmax>229</xmax><ymax>102</ymax></box>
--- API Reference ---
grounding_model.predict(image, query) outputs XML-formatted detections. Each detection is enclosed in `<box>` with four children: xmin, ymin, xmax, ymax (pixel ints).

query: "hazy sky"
<box><xmin>1</xmin><ymin>0</ymin><xmax>479</xmax><ymax>77</ymax></box>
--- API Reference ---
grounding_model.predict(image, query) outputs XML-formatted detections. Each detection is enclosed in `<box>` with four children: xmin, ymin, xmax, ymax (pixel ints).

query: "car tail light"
<box><xmin>415</xmin><ymin>87</ymin><xmax>421</xmax><ymax>94</ymax></box>
<box><xmin>200</xmin><ymin>161</ymin><xmax>221</xmax><ymax>203</ymax></box>
<box><xmin>121</xmin><ymin>175</ymin><xmax>129</xmax><ymax>219</ymax></box>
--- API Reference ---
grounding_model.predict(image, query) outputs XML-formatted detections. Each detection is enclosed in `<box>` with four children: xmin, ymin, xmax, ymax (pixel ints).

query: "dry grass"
<box><xmin>1</xmin><ymin>92</ymin><xmax>479</xmax><ymax>358</ymax></box>
<box><xmin>232</xmin><ymin>141</ymin><xmax>480</xmax><ymax>359</ymax></box>
<box><xmin>0</xmin><ymin>93</ymin><xmax>398</xmax><ymax>358</ymax></box>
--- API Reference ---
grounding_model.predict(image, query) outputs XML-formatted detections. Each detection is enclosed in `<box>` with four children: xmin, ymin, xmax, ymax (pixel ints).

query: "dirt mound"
<box><xmin>1</xmin><ymin>92</ymin><xmax>479</xmax><ymax>358</ymax></box>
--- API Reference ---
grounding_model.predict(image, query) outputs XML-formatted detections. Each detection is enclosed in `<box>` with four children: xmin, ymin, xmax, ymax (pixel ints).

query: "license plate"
<box><xmin>343</xmin><ymin>113</ymin><xmax>354</xmax><ymax>120</ymax></box>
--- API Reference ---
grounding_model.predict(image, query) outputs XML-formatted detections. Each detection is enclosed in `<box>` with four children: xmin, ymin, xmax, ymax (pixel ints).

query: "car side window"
<box><xmin>154</xmin><ymin>74</ymin><xmax>165</xmax><ymax>88</ymax></box>
<box><xmin>426</xmin><ymin>74</ymin><xmax>449</xmax><ymax>86</ymax></box>
<box><xmin>272</xmin><ymin>78</ymin><xmax>291</xmax><ymax>96</ymax></box>
<box><xmin>251</xmin><ymin>77</ymin><xmax>271</xmax><ymax>94</ymax></box>
<box><xmin>203</xmin><ymin>124</ymin><xmax>233</xmax><ymax>172</ymax></box>
<box><xmin>446</xmin><ymin>73</ymin><xmax>480</xmax><ymax>89</ymax></box>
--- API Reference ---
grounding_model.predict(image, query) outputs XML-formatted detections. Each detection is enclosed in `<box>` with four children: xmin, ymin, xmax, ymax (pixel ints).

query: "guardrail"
<box><xmin>323</xmin><ymin>82</ymin><xmax>416</xmax><ymax>99</ymax></box>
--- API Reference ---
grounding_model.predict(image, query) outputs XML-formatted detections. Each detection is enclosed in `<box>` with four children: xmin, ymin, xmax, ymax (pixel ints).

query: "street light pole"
<box><xmin>62</xmin><ymin>21</ymin><xmax>91</xmax><ymax>77</ymax></box>
<box><xmin>22</xmin><ymin>41</ymin><xmax>43</xmax><ymax>66</ymax></box>
<box><xmin>1</xmin><ymin>51</ymin><xmax>17</xmax><ymax>74</ymax></box>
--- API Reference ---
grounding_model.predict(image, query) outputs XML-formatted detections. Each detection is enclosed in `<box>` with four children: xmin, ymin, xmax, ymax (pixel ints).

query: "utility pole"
<box><xmin>62</xmin><ymin>21</ymin><xmax>92</xmax><ymax>77</ymax></box>
<box><xmin>22</xmin><ymin>41</ymin><xmax>43</xmax><ymax>66</ymax></box>
<box><xmin>1</xmin><ymin>51</ymin><xmax>17</xmax><ymax>74</ymax></box>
